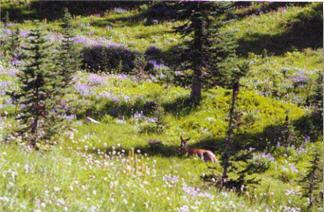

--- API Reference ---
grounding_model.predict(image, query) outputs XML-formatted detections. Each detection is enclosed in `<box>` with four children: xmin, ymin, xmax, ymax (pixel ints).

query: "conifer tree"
<box><xmin>6</xmin><ymin>26</ymin><xmax>21</xmax><ymax>63</ymax></box>
<box><xmin>55</xmin><ymin>8</ymin><xmax>80</xmax><ymax>93</ymax></box>
<box><xmin>300</xmin><ymin>149</ymin><xmax>323</xmax><ymax>209</ymax></box>
<box><xmin>3</xmin><ymin>26</ymin><xmax>20</xmax><ymax>59</ymax></box>
<box><xmin>220</xmin><ymin>61</ymin><xmax>251</xmax><ymax>188</ymax></box>
<box><xmin>311</xmin><ymin>72</ymin><xmax>323</xmax><ymax>114</ymax></box>
<box><xmin>174</xmin><ymin>2</ymin><xmax>235</xmax><ymax>104</ymax></box>
<box><xmin>13</xmin><ymin>23</ymin><xmax>57</xmax><ymax>148</ymax></box>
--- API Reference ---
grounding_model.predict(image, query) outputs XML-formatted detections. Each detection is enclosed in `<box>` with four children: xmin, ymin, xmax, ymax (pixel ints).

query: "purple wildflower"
<box><xmin>148</xmin><ymin>60</ymin><xmax>167</xmax><ymax>70</ymax></box>
<box><xmin>88</xmin><ymin>73</ymin><xmax>105</xmax><ymax>85</ymax></box>
<box><xmin>290</xmin><ymin>71</ymin><xmax>309</xmax><ymax>84</ymax></box>
<box><xmin>113</xmin><ymin>8</ymin><xmax>128</xmax><ymax>13</ymax></box>
<box><xmin>20</xmin><ymin>30</ymin><xmax>29</xmax><ymax>38</ymax></box>
<box><xmin>4</xmin><ymin>98</ymin><xmax>12</xmax><ymax>105</ymax></box>
<box><xmin>254</xmin><ymin>152</ymin><xmax>275</xmax><ymax>162</ymax></box>
<box><xmin>178</xmin><ymin>205</ymin><xmax>189</xmax><ymax>212</ymax></box>
<box><xmin>99</xmin><ymin>92</ymin><xmax>119</xmax><ymax>103</ymax></box>
<box><xmin>112</xmin><ymin>74</ymin><xmax>128</xmax><ymax>80</ymax></box>
<box><xmin>289</xmin><ymin>163</ymin><xmax>298</xmax><ymax>173</ymax></box>
<box><xmin>123</xmin><ymin>95</ymin><xmax>130</xmax><ymax>102</ymax></box>
<box><xmin>64</xmin><ymin>114</ymin><xmax>76</xmax><ymax>121</ymax></box>
<box><xmin>73</xmin><ymin>35</ymin><xmax>121</xmax><ymax>48</ymax></box>
<box><xmin>0</xmin><ymin>81</ymin><xmax>10</xmax><ymax>90</ymax></box>
<box><xmin>47</xmin><ymin>32</ymin><xmax>63</xmax><ymax>42</ymax></box>
<box><xmin>182</xmin><ymin>184</ymin><xmax>213</xmax><ymax>199</ymax></box>
<box><xmin>182</xmin><ymin>185</ymin><xmax>200</xmax><ymax>197</ymax></box>
<box><xmin>163</xmin><ymin>175</ymin><xmax>179</xmax><ymax>186</ymax></box>
<box><xmin>11</xmin><ymin>57</ymin><xmax>22</xmax><ymax>66</ymax></box>
<box><xmin>3</xmin><ymin>29</ymin><xmax>11</xmax><ymax>35</ymax></box>
<box><xmin>146</xmin><ymin>117</ymin><xmax>157</xmax><ymax>123</ymax></box>
<box><xmin>74</xmin><ymin>83</ymin><xmax>92</xmax><ymax>96</ymax></box>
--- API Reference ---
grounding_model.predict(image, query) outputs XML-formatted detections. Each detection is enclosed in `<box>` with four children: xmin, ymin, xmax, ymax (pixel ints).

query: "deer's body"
<box><xmin>179</xmin><ymin>136</ymin><xmax>216</xmax><ymax>163</ymax></box>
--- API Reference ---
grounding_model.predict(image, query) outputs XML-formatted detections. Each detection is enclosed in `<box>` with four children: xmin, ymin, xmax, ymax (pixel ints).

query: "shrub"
<box><xmin>81</xmin><ymin>45</ymin><xmax>138</xmax><ymax>73</ymax></box>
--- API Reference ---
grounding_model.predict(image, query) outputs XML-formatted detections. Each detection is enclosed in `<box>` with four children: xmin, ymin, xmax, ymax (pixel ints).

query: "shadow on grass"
<box><xmin>78</xmin><ymin>99</ymin><xmax>161</xmax><ymax>121</ymax></box>
<box><xmin>84</xmin><ymin>110</ymin><xmax>321</xmax><ymax>160</ymax></box>
<box><xmin>194</xmin><ymin>111</ymin><xmax>322</xmax><ymax>156</ymax></box>
<box><xmin>1</xmin><ymin>1</ymin><xmax>145</xmax><ymax>22</ymax></box>
<box><xmin>237</xmin><ymin>3</ymin><xmax>322</xmax><ymax>56</ymax></box>
<box><xmin>90</xmin><ymin>2</ymin><xmax>180</xmax><ymax>28</ymax></box>
<box><xmin>162</xmin><ymin>95</ymin><xmax>199</xmax><ymax>117</ymax></box>
<box><xmin>234</xmin><ymin>2</ymin><xmax>307</xmax><ymax>19</ymax></box>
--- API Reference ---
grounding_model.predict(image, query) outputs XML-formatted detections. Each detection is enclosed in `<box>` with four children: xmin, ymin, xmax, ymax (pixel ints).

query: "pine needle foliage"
<box><xmin>13</xmin><ymin>23</ymin><xmax>60</xmax><ymax>148</ymax></box>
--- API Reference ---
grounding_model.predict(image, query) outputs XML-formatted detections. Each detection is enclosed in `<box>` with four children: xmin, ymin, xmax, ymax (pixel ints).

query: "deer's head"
<box><xmin>179</xmin><ymin>136</ymin><xmax>190</xmax><ymax>154</ymax></box>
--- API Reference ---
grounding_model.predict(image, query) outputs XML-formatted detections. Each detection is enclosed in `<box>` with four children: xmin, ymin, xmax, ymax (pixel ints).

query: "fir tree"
<box><xmin>6</xmin><ymin>26</ymin><xmax>21</xmax><ymax>63</ymax></box>
<box><xmin>220</xmin><ymin>61</ymin><xmax>252</xmax><ymax>188</ymax></box>
<box><xmin>311</xmin><ymin>72</ymin><xmax>323</xmax><ymax>114</ymax></box>
<box><xmin>13</xmin><ymin>23</ymin><xmax>57</xmax><ymax>148</ymax></box>
<box><xmin>47</xmin><ymin>8</ymin><xmax>81</xmax><ymax>133</ymax></box>
<box><xmin>3</xmin><ymin>25</ymin><xmax>20</xmax><ymax>59</ymax></box>
<box><xmin>174</xmin><ymin>2</ymin><xmax>235</xmax><ymax>104</ymax></box>
<box><xmin>55</xmin><ymin>8</ymin><xmax>80</xmax><ymax>93</ymax></box>
<box><xmin>300</xmin><ymin>149</ymin><xmax>323</xmax><ymax>209</ymax></box>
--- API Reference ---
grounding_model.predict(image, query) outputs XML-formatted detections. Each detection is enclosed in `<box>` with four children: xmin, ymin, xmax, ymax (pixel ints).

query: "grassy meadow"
<box><xmin>0</xmin><ymin>1</ymin><xmax>323</xmax><ymax>212</ymax></box>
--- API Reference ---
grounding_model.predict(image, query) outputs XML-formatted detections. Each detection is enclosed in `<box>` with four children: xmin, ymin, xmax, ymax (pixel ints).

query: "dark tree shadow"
<box><xmin>90</xmin><ymin>2</ymin><xmax>180</xmax><ymax>28</ymax></box>
<box><xmin>193</xmin><ymin>112</ymin><xmax>322</xmax><ymax>156</ymax></box>
<box><xmin>234</xmin><ymin>2</ymin><xmax>308</xmax><ymax>19</ymax></box>
<box><xmin>237</xmin><ymin>3</ymin><xmax>323</xmax><ymax>56</ymax></box>
<box><xmin>1</xmin><ymin>1</ymin><xmax>146</xmax><ymax>22</ymax></box>
<box><xmin>162</xmin><ymin>95</ymin><xmax>199</xmax><ymax>117</ymax></box>
<box><xmin>77</xmin><ymin>99</ymin><xmax>160</xmax><ymax>121</ymax></box>
<box><xmin>83</xmin><ymin>111</ymin><xmax>321</xmax><ymax>160</ymax></box>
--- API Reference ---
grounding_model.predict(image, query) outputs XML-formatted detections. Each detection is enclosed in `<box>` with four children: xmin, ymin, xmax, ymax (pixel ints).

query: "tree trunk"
<box><xmin>191</xmin><ymin>69</ymin><xmax>202</xmax><ymax>104</ymax></box>
<box><xmin>190</xmin><ymin>5</ymin><xmax>208</xmax><ymax>104</ymax></box>
<box><xmin>221</xmin><ymin>81</ymin><xmax>240</xmax><ymax>187</ymax></box>
<box><xmin>30</xmin><ymin>117</ymin><xmax>38</xmax><ymax>149</ymax></box>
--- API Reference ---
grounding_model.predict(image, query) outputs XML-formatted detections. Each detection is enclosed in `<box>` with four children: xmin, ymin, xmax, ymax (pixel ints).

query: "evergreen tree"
<box><xmin>220</xmin><ymin>61</ymin><xmax>251</xmax><ymax>188</ymax></box>
<box><xmin>51</xmin><ymin>8</ymin><xmax>80</xmax><ymax>124</ymax></box>
<box><xmin>311</xmin><ymin>72</ymin><xmax>323</xmax><ymax>114</ymax></box>
<box><xmin>174</xmin><ymin>2</ymin><xmax>235</xmax><ymax>104</ymax></box>
<box><xmin>55</xmin><ymin>8</ymin><xmax>80</xmax><ymax>93</ymax></box>
<box><xmin>13</xmin><ymin>23</ymin><xmax>57</xmax><ymax>148</ymax></box>
<box><xmin>300</xmin><ymin>149</ymin><xmax>323</xmax><ymax>209</ymax></box>
<box><xmin>6</xmin><ymin>26</ymin><xmax>21</xmax><ymax>64</ymax></box>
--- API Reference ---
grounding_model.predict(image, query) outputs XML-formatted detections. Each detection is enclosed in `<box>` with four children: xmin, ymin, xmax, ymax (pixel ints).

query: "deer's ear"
<box><xmin>186</xmin><ymin>137</ymin><xmax>191</xmax><ymax>142</ymax></box>
<box><xmin>180</xmin><ymin>135</ymin><xmax>184</xmax><ymax>141</ymax></box>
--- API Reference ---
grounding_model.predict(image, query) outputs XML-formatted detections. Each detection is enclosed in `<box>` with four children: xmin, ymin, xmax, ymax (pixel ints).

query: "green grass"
<box><xmin>0</xmin><ymin>2</ymin><xmax>323</xmax><ymax>211</ymax></box>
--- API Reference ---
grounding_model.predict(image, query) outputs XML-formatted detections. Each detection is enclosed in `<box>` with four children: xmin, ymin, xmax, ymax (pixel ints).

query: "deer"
<box><xmin>179</xmin><ymin>136</ymin><xmax>217</xmax><ymax>163</ymax></box>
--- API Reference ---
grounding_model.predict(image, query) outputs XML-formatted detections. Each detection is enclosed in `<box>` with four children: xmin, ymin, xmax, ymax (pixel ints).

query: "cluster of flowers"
<box><xmin>0</xmin><ymin>63</ymin><xmax>18</xmax><ymax>77</ymax></box>
<box><xmin>133</xmin><ymin>111</ymin><xmax>157</xmax><ymax>123</ymax></box>
<box><xmin>73</xmin><ymin>35</ymin><xmax>121</xmax><ymax>48</ymax></box>
<box><xmin>253</xmin><ymin>152</ymin><xmax>275</xmax><ymax>162</ymax></box>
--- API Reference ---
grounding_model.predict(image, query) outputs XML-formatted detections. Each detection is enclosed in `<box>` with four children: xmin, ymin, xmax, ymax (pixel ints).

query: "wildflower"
<box><xmin>179</xmin><ymin>205</ymin><xmax>190</xmax><ymax>212</ymax></box>
<box><xmin>74</xmin><ymin>83</ymin><xmax>92</xmax><ymax>96</ymax></box>
<box><xmin>289</xmin><ymin>163</ymin><xmax>298</xmax><ymax>173</ymax></box>
<box><xmin>163</xmin><ymin>175</ymin><xmax>179</xmax><ymax>187</ymax></box>
<box><xmin>64</xmin><ymin>114</ymin><xmax>76</xmax><ymax>121</ymax></box>
<box><xmin>114</xmin><ymin>7</ymin><xmax>128</xmax><ymax>13</ymax></box>
<box><xmin>283</xmin><ymin>206</ymin><xmax>301</xmax><ymax>212</ymax></box>
<box><xmin>254</xmin><ymin>152</ymin><xmax>275</xmax><ymax>162</ymax></box>
<box><xmin>88</xmin><ymin>73</ymin><xmax>105</xmax><ymax>85</ymax></box>
<box><xmin>99</xmin><ymin>92</ymin><xmax>119</xmax><ymax>102</ymax></box>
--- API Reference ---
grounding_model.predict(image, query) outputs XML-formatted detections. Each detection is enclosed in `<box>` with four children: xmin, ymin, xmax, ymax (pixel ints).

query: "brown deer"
<box><xmin>179</xmin><ymin>136</ymin><xmax>216</xmax><ymax>163</ymax></box>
